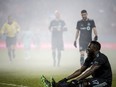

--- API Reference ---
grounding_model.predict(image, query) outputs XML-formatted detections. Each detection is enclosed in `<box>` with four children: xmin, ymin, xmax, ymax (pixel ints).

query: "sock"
<box><xmin>12</xmin><ymin>49</ymin><xmax>15</xmax><ymax>58</ymax></box>
<box><xmin>8</xmin><ymin>50</ymin><xmax>12</xmax><ymax>61</ymax></box>
<box><xmin>57</xmin><ymin>51</ymin><xmax>61</xmax><ymax>67</ymax></box>
<box><xmin>80</xmin><ymin>56</ymin><xmax>84</xmax><ymax>66</ymax></box>
<box><xmin>52</xmin><ymin>51</ymin><xmax>56</xmax><ymax>66</ymax></box>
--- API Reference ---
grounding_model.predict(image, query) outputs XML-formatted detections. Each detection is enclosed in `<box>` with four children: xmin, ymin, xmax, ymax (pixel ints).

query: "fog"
<box><xmin>0</xmin><ymin>0</ymin><xmax>116</xmax><ymax>72</ymax></box>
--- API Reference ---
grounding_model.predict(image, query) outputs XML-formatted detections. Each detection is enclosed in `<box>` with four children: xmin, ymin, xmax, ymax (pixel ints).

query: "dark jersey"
<box><xmin>49</xmin><ymin>19</ymin><xmax>65</xmax><ymax>38</ymax></box>
<box><xmin>76</xmin><ymin>19</ymin><xmax>96</xmax><ymax>42</ymax></box>
<box><xmin>49</xmin><ymin>19</ymin><xmax>66</xmax><ymax>50</ymax></box>
<box><xmin>84</xmin><ymin>52</ymin><xmax>112</xmax><ymax>85</ymax></box>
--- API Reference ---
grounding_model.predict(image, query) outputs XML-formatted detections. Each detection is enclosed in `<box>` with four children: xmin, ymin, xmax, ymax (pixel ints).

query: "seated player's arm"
<box><xmin>66</xmin><ymin>65</ymin><xmax>87</xmax><ymax>80</ymax></box>
<box><xmin>76</xmin><ymin>64</ymin><xmax>100</xmax><ymax>81</ymax></box>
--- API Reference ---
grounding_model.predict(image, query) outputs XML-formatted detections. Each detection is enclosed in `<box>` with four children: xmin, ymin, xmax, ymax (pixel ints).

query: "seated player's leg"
<box><xmin>40</xmin><ymin>76</ymin><xmax>60</xmax><ymax>87</ymax></box>
<box><xmin>68</xmin><ymin>79</ymin><xmax>93</xmax><ymax>87</ymax></box>
<box><xmin>57</xmin><ymin>82</ymin><xmax>70</xmax><ymax>87</ymax></box>
<box><xmin>56</xmin><ymin>78</ymin><xmax>110</xmax><ymax>87</ymax></box>
<box><xmin>40</xmin><ymin>77</ymin><xmax>91</xmax><ymax>87</ymax></box>
<box><xmin>87</xmin><ymin>78</ymin><xmax>110</xmax><ymax>87</ymax></box>
<box><xmin>49</xmin><ymin>77</ymin><xmax>70</xmax><ymax>87</ymax></box>
<box><xmin>69</xmin><ymin>80</ymin><xmax>85</xmax><ymax>87</ymax></box>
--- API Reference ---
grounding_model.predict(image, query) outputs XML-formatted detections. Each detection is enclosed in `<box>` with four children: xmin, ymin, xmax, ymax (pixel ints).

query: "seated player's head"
<box><xmin>90</xmin><ymin>41</ymin><xmax>101</xmax><ymax>51</ymax></box>
<box><xmin>87</xmin><ymin>41</ymin><xmax>101</xmax><ymax>55</ymax></box>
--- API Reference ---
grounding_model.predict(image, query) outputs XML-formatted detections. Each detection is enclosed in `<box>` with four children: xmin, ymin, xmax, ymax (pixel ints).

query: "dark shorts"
<box><xmin>79</xmin><ymin>40</ymin><xmax>91</xmax><ymax>51</ymax></box>
<box><xmin>87</xmin><ymin>78</ymin><xmax>111</xmax><ymax>87</ymax></box>
<box><xmin>6</xmin><ymin>36</ymin><xmax>17</xmax><ymax>47</ymax></box>
<box><xmin>52</xmin><ymin>38</ymin><xmax>64</xmax><ymax>51</ymax></box>
<box><xmin>57</xmin><ymin>78</ymin><xmax>111</xmax><ymax>87</ymax></box>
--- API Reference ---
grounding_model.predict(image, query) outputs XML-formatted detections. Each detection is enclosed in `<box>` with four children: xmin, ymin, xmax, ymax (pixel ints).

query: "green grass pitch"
<box><xmin>0</xmin><ymin>48</ymin><xmax>116</xmax><ymax>87</ymax></box>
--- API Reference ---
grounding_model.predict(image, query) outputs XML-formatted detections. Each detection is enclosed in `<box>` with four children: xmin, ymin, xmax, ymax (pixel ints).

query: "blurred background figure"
<box><xmin>21</xmin><ymin>27</ymin><xmax>34</xmax><ymax>60</ymax></box>
<box><xmin>74</xmin><ymin>10</ymin><xmax>98</xmax><ymax>66</ymax></box>
<box><xmin>49</xmin><ymin>10</ymin><xmax>67</xmax><ymax>67</ymax></box>
<box><xmin>0</xmin><ymin>15</ymin><xmax>20</xmax><ymax>61</ymax></box>
<box><xmin>33</xmin><ymin>29</ymin><xmax>40</xmax><ymax>49</ymax></box>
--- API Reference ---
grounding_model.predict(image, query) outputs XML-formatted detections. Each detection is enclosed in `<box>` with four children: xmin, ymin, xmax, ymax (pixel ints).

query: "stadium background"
<box><xmin>0</xmin><ymin>0</ymin><xmax>116</xmax><ymax>87</ymax></box>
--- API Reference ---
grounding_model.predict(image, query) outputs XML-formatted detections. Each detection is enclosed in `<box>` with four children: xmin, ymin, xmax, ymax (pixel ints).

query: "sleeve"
<box><xmin>93</xmin><ymin>57</ymin><xmax>105</xmax><ymax>66</ymax></box>
<box><xmin>76</xmin><ymin>21</ymin><xmax>80</xmax><ymax>30</ymax></box>
<box><xmin>91</xmin><ymin>20</ymin><xmax>96</xmax><ymax>28</ymax></box>
<box><xmin>83</xmin><ymin>57</ymin><xmax>91</xmax><ymax>67</ymax></box>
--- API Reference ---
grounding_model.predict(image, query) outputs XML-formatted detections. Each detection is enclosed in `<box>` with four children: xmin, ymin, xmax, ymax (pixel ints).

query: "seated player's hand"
<box><xmin>74</xmin><ymin>41</ymin><xmax>77</xmax><ymax>48</ymax></box>
<box><xmin>58</xmin><ymin>78</ymin><xmax>68</xmax><ymax>83</ymax></box>
<box><xmin>71</xmin><ymin>79</ymin><xmax>79</xmax><ymax>85</ymax></box>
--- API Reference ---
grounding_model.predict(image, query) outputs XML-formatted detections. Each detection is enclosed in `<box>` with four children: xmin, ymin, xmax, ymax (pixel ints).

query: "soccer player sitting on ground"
<box><xmin>41</xmin><ymin>41</ymin><xmax>112</xmax><ymax>87</ymax></box>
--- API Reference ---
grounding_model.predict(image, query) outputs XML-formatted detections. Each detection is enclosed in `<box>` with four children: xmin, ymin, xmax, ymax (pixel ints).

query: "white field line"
<box><xmin>0</xmin><ymin>82</ymin><xmax>29</xmax><ymax>87</ymax></box>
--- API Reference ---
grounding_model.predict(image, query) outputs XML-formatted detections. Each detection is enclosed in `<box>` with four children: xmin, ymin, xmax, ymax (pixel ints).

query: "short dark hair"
<box><xmin>81</xmin><ymin>10</ymin><xmax>87</xmax><ymax>13</ymax></box>
<box><xmin>90</xmin><ymin>41</ymin><xmax>101</xmax><ymax>51</ymax></box>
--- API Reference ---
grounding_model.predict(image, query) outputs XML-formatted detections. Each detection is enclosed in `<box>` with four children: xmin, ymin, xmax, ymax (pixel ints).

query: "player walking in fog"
<box><xmin>49</xmin><ymin>10</ymin><xmax>67</xmax><ymax>67</ymax></box>
<box><xmin>0</xmin><ymin>16</ymin><xmax>20</xmax><ymax>61</ymax></box>
<box><xmin>74</xmin><ymin>10</ymin><xmax>98</xmax><ymax>66</ymax></box>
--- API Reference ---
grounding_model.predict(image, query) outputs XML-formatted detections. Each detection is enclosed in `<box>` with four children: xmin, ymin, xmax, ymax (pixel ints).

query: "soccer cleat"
<box><xmin>41</xmin><ymin>75</ymin><xmax>51</xmax><ymax>87</ymax></box>
<box><xmin>51</xmin><ymin>77</ymin><xmax>56</xmax><ymax>87</ymax></box>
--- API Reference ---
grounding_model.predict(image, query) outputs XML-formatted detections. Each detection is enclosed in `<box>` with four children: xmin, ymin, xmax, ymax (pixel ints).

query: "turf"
<box><xmin>0</xmin><ymin>48</ymin><xmax>116</xmax><ymax>87</ymax></box>
<box><xmin>0</xmin><ymin>71</ymin><xmax>116</xmax><ymax>87</ymax></box>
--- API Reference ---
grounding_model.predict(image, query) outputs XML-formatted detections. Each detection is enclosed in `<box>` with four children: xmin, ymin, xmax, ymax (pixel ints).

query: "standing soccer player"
<box><xmin>74</xmin><ymin>10</ymin><xmax>98</xmax><ymax>66</ymax></box>
<box><xmin>49</xmin><ymin>10</ymin><xmax>67</xmax><ymax>67</ymax></box>
<box><xmin>0</xmin><ymin>16</ymin><xmax>20</xmax><ymax>61</ymax></box>
<box><xmin>22</xmin><ymin>28</ymin><xmax>34</xmax><ymax>60</ymax></box>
